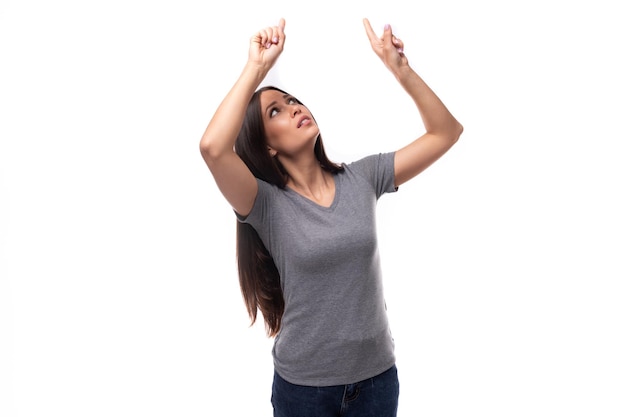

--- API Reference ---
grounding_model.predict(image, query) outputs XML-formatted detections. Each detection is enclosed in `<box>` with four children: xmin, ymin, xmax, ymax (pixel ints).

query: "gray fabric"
<box><xmin>238</xmin><ymin>152</ymin><xmax>398</xmax><ymax>386</ymax></box>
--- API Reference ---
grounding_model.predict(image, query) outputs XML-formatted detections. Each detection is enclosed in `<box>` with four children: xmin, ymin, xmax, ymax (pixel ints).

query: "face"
<box><xmin>259</xmin><ymin>89</ymin><xmax>319</xmax><ymax>157</ymax></box>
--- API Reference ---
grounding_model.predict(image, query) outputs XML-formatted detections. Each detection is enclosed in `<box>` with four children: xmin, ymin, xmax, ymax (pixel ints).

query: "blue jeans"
<box><xmin>271</xmin><ymin>365</ymin><xmax>399</xmax><ymax>417</ymax></box>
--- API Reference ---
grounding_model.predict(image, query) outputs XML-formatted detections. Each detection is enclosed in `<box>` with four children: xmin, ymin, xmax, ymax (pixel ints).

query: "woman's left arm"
<box><xmin>363</xmin><ymin>18</ymin><xmax>463</xmax><ymax>187</ymax></box>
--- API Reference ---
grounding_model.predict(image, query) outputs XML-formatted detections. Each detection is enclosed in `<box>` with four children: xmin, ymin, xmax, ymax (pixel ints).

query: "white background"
<box><xmin>1</xmin><ymin>0</ymin><xmax>625</xmax><ymax>416</ymax></box>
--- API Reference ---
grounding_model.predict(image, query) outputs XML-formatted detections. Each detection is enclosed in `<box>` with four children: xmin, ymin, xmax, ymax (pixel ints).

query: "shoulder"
<box><xmin>345</xmin><ymin>152</ymin><xmax>395</xmax><ymax>172</ymax></box>
<box><xmin>236</xmin><ymin>178</ymin><xmax>286</xmax><ymax>222</ymax></box>
<box><xmin>343</xmin><ymin>152</ymin><xmax>397</xmax><ymax>197</ymax></box>
<box><xmin>343</xmin><ymin>152</ymin><xmax>396</xmax><ymax>180</ymax></box>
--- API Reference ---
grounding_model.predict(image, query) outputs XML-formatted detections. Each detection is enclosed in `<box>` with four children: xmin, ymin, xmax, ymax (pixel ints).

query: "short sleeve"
<box><xmin>345</xmin><ymin>152</ymin><xmax>397</xmax><ymax>199</ymax></box>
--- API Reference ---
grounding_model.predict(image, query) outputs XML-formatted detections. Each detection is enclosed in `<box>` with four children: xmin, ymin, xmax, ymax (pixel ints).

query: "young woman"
<box><xmin>200</xmin><ymin>17</ymin><xmax>462</xmax><ymax>417</ymax></box>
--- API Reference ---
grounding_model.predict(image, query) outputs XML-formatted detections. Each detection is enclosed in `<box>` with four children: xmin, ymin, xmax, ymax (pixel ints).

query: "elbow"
<box><xmin>455</xmin><ymin>121</ymin><xmax>464</xmax><ymax>141</ymax></box>
<box><xmin>431</xmin><ymin>120</ymin><xmax>463</xmax><ymax>146</ymax></box>
<box><xmin>199</xmin><ymin>135</ymin><xmax>228</xmax><ymax>166</ymax></box>
<box><xmin>199</xmin><ymin>137</ymin><xmax>214</xmax><ymax>163</ymax></box>
<box><xmin>449</xmin><ymin>121</ymin><xmax>463</xmax><ymax>145</ymax></box>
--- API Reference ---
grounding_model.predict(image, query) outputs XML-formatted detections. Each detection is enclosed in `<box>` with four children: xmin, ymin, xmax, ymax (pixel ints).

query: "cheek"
<box><xmin>265</xmin><ymin>120</ymin><xmax>289</xmax><ymax>143</ymax></box>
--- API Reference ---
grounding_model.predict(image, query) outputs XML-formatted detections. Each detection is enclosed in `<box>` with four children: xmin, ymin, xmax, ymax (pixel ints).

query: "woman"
<box><xmin>200</xmin><ymin>17</ymin><xmax>462</xmax><ymax>417</ymax></box>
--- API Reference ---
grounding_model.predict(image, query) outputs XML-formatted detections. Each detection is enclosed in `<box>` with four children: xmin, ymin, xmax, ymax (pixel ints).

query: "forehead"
<box><xmin>260</xmin><ymin>89</ymin><xmax>288</xmax><ymax>104</ymax></box>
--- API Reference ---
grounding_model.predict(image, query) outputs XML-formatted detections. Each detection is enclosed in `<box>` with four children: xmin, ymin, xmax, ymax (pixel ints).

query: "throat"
<box><xmin>288</xmin><ymin>172</ymin><xmax>336</xmax><ymax>208</ymax></box>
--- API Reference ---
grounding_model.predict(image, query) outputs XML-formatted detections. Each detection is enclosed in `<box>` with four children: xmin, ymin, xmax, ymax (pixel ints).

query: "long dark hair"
<box><xmin>234</xmin><ymin>86</ymin><xmax>343</xmax><ymax>337</ymax></box>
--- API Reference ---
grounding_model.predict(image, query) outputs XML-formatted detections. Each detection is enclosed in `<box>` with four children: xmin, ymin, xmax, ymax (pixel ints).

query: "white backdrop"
<box><xmin>1</xmin><ymin>0</ymin><xmax>625</xmax><ymax>416</ymax></box>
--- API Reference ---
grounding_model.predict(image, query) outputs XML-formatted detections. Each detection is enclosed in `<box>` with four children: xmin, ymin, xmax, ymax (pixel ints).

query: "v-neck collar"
<box><xmin>285</xmin><ymin>174</ymin><xmax>340</xmax><ymax>211</ymax></box>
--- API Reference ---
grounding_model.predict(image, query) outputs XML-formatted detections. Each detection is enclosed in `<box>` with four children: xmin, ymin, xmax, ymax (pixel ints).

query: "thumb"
<box><xmin>383</xmin><ymin>23</ymin><xmax>393</xmax><ymax>45</ymax></box>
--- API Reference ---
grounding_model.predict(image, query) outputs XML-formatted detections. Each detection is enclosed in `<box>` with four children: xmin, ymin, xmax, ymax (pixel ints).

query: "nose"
<box><xmin>290</xmin><ymin>104</ymin><xmax>301</xmax><ymax>117</ymax></box>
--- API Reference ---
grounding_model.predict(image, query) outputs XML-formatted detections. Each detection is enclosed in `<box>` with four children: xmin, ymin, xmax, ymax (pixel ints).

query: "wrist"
<box><xmin>244</xmin><ymin>61</ymin><xmax>271</xmax><ymax>80</ymax></box>
<box><xmin>391</xmin><ymin>64</ymin><xmax>413</xmax><ymax>82</ymax></box>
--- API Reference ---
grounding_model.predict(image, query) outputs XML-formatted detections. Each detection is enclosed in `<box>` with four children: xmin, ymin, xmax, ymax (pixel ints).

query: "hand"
<box><xmin>363</xmin><ymin>18</ymin><xmax>408</xmax><ymax>74</ymax></box>
<box><xmin>248</xmin><ymin>18</ymin><xmax>286</xmax><ymax>72</ymax></box>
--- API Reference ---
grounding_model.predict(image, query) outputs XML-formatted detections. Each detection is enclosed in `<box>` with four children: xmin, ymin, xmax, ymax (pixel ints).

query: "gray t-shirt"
<box><xmin>239</xmin><ymin>152</ymin><xmax>398</xmax><ymax>386</ymax></box>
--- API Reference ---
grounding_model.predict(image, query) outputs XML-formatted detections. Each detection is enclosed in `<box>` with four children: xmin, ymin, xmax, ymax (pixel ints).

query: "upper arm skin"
<box><xmin>394</xmin><ymin>128</ymin><xmax>462</xmax><ymax>187</ymax></box>
<box><xmin>200</xmin><ymin>146</ymin><xmax>258</xmax><ymax>217</ymax></box>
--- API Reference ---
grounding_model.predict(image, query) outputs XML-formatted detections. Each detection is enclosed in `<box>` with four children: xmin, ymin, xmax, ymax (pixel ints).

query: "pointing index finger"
<box><xmin>362</xmin><ymin>18</ymin><xmax>378</xmax><ymax>43</ymax></box>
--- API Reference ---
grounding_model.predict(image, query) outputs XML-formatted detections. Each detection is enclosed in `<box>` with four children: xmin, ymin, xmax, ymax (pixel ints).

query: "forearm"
<box><xmin>200</xmin><ymin>62</ymin><xmax>268</xmax><ymax>160</ymax></box>
<box><xmin>394</xmin><ymin>65</ymin><xmax>463</xmax><ymax>138</ymax></box>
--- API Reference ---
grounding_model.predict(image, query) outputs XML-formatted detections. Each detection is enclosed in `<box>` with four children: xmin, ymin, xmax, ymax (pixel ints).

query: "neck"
<box><xmin>281</xmin><ymin>156</ymin><xmax>334</xmax><ymax>205</ymax></box>
<box><xmin>286</xmin><ymin>160</ymin><xmax>328</xmax><ymax>192</ymax></box>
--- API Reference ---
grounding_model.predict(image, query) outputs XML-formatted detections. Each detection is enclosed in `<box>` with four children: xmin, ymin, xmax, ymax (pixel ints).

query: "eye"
<box><xmin>269</xmin><ymin>107</ymin><xmax>279</xmax><ymax>118</ymax></box>
<box><xmin>287</xmin><ymin>97</ymin><xmax>297</xmax><ymax>105</ymax></box>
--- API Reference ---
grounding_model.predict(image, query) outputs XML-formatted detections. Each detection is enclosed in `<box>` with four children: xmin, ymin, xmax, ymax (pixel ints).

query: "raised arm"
<box><xmin>363</xmin><ymin>18</ymin><xmax>463</xmax><ymax>187</ymax></box>
<box><xmin>200</xmin><ymin>19</ymin><xmax>286</xmax><ymax>216</ymax></box>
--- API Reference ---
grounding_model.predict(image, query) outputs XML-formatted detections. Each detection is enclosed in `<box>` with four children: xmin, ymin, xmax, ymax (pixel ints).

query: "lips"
<box><xmin>297</xmin><ymin>115</ymin><xmax>311</xmax><ymax>128</ymax></box>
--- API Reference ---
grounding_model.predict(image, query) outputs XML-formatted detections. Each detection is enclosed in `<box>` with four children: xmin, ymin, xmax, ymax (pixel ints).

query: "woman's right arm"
<box><xmin>199</xmin><ymin>19</ymin><xmax>286</xmax><ymax>217</ymax></box>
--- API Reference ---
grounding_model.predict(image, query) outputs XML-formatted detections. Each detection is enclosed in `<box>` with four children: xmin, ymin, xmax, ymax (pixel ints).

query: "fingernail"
<box><xmin>272</xmin><ymin>36</ymin><xmax>278</xmax><ymax>43</ymax></box>
<box><xmin>265</xmin><ymin>42</ymin><xmax>271</xmax><ymax>48</ymax></box>
<box><xmin>384</xmin><ymin>24</ymin><xmax>390</xmax><ymax>30</ymax></box>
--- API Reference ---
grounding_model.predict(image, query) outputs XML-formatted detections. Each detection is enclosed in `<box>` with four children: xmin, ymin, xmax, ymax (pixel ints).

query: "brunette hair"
<box><xmin>234</xmin><ymin>86</ymin><xmax>343</xmax><ymax>337</ymax></box>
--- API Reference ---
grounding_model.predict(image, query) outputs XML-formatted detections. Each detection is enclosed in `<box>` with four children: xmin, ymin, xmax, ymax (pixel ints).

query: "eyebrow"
<box><xmin>265</xmin><ymin>94</ymin><xmax>291</xmax><ymax>115</ymax></box>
